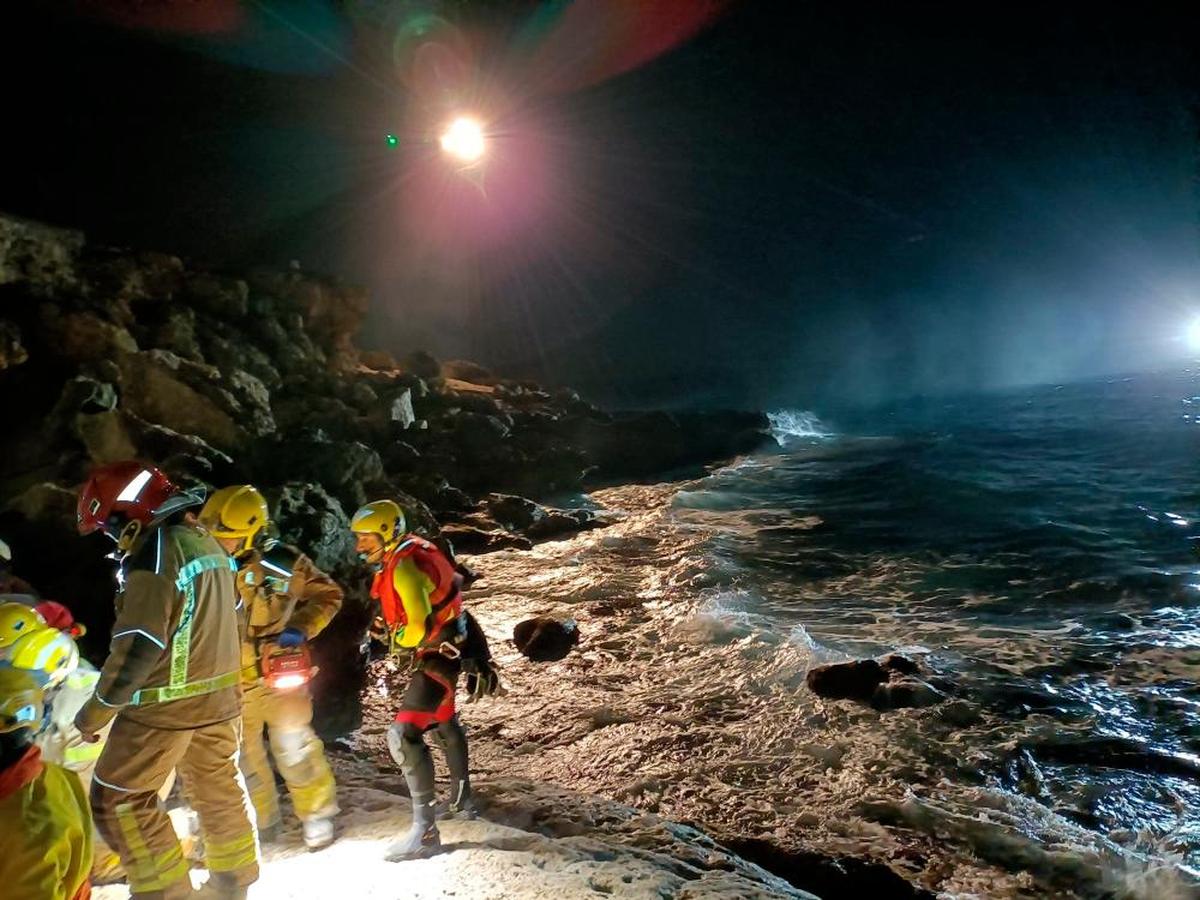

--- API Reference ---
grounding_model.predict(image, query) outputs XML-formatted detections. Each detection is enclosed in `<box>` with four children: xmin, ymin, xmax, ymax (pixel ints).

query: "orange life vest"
<box><xmin>371</xmin><ymin>536</ymin><xmax>462</xmax><ymax>645</ymax></box>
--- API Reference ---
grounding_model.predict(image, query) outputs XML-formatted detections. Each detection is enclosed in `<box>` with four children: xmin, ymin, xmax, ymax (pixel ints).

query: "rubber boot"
<box><xmin>385</xmin><ymin>725</ymin><xmax>441</xmax><ymax>860</ymax></box>
<box><xmin>434</xmin><ymin>717</ymin><xmax>477</xmax><ymax>820</ymax></box>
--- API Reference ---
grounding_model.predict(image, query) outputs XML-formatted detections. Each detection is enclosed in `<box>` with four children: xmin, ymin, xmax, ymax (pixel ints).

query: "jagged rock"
<box><xmin>115</xmin><ymin>350</ymin><xmax>241</xmax><ymax>449</ymax></box>
<box><xmin>390</xmin><ymin>388</ymin><xmax>415</xmax><ymax>429</ymax></box>
<box><xmin>442</xmin><ymin>359</ymin><xmax>497</xmax><ymax>384</ymax></box>
<box><xmin>253</xmin><ymin>434</ymin><xmax>383</xmax><ymax>510</ymax></box>
<box><xmin>513</xmin><ymin>617</ymin><xmax>579</xmax><ymax>662</ymax></box>
<box><xmin>343</xmin><ymin>381</ymin><xmax>378</xmax><ymax>412</ymax></box>
<box><xmin>266</xmin><ymin>482</ymin><xmax>354</xmax><ymax>574</ymax></box>
<box><xmin>247</xmin><ymin>270</ymin><xmax>366</xmax><ymax>368</ymax></box>
<box><xmin>226</xmin><ymin>369</ymin><xmax>275</xmax><ymax>437</ymax></box>
<box><xmin>59</xmin><ymin>375</ymin><xmax>123</xmax><ymax>416</ymax></box>
<box><xmin>440</xmin><ymin>523</ymin><xmax>532</xmax><ymax>554</ymax></box>
<box><xmin>200</xmin><ymin>332</ymin><xmax>282</xmax><ymax>391</ymax></box>
<box><xmin>40</xmin><ymin>308</ymin><xmax>138</xmax><ymax>364</ymax></box>
<box><xmin>151</xmin><ymin>306</ymin><xmax>202</xmax><ymax>362</ymax></box>
<box><xmin>184</xmin><ymin>272</ymin><xmax>249</xmax><ymax>319</ymax></box>
<box><xmin>399</xmin><ymin>350</ymin><xmax>440</xmax><ymax>380</ymax></box>
<box><xmin>0</xmin><ymin>320</ymin><xmax>27</xmax><ymax>369</ymax></box>
<box><xmin>0</xmin><ymin>215</ymin><xmax>82</xmax><ymax>294</ymax></box>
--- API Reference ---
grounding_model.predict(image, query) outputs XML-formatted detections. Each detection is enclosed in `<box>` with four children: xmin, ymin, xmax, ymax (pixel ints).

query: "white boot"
<box><xmin>302</xmin><ymin>816</ymin><xmax>335</xmax><ymax>850</ymax></box>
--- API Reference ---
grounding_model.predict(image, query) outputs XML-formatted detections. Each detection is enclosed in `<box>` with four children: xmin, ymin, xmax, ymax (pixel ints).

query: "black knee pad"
<box><xmin>387</xmin><ymin>722</ymin><xmax>428</xmax><ymax>774</ymax></box>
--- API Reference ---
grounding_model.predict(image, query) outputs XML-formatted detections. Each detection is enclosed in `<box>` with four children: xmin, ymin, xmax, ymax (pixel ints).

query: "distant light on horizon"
<box><xmin>1187</xmin><ymin>318</ymin><xmax>1200</xmax><ymax>353</ymax></box>
<box><xmin>440</xmin><ymin>116</ymin><xmax>486</xmax><ymax>164</ymax></box>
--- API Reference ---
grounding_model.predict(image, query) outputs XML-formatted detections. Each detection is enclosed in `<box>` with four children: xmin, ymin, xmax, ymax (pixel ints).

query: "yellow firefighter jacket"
<box><xmin>235</xmin><ymin>542</ymin><xmax>343</xmax><ymax>683</ymax></box>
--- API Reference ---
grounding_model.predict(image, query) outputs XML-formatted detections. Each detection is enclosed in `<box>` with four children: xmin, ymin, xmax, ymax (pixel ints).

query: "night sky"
<box><xmin>5</xmin><ymin>1</ymin><xmax>1200</xmax><ymax>409</ymax></box>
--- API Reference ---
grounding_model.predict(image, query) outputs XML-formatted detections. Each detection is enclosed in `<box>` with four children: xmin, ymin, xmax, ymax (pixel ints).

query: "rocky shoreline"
<box><xmin>0</xmin><ymin>211</ymin><xmax>771</xmax><ymax>651</ymax></box>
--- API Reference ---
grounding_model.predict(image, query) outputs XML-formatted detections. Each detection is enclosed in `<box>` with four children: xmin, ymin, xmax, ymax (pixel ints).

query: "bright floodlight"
<box><xmin>440</xmin><ymin>116</ymin><xmax>485</xmax><ymax>163</ymax></box>
<box><xmin>1188</xmin><ymin>318</ymin><xmax>1200</xmax><ymax>352</ymax></box>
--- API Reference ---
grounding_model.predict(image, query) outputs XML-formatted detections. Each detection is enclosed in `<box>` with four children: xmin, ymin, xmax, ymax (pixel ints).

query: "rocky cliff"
<box><xmin>0</xmin><ymin>212</ymin><xmax>773</xmax><ymax>682</ymax></box>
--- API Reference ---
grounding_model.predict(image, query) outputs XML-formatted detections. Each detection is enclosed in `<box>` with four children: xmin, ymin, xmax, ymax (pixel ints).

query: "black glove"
<box><xmin>462</xmin><ymin>656</ymin><xmax>503</xmax><ymax>701</ymax></box>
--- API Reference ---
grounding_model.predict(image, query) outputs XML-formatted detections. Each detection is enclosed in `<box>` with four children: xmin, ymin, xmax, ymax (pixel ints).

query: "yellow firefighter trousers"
<box><xmin>91</xmin><ymin>715</ymin><xmax>259</xmax><ymax>899</ymax></box>
<box><xmin>240</xmin><ymin>681</ymin><xmax>337</xmax><ymax>829</ymax></box>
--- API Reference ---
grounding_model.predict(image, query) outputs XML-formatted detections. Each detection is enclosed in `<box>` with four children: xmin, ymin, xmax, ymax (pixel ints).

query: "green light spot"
<box><xmin>385</xmin><ymin>133</ymin><xmax>399</xmax><ymax>148</ymax></box>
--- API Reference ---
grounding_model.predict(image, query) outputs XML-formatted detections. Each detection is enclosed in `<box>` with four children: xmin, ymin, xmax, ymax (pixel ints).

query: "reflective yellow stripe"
<box><xmin>170</xmin><ymin>554</ymin><xmax>239</xmax><ymax>689</ymax></box>
<box><xmin>64</xmin><ymin>741</ymin><xmax>105</xmax><ymax>765</ymax></box>
<box><xmin>205</xmin><ymin>830</ymin><xmax>259</xmax><ymax>873</ymax></box>
<box><xmin>131</xmin><ymin>670</ymin><xmax>239</xmax><ymax>705</ymax></box>
<box><xmin>65</xmin><ymin>670</ymin><xmax>99</xmax><ymax>691</ymax></box>
<box><xmin>115</xmin><ymin>803</ymin><xmax>190</xmax><ymax>892</ymax></box>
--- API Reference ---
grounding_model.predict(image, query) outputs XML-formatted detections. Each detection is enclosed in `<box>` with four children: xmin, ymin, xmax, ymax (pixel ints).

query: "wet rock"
<box><xmin>399</xmin><ymin>349</ymin><xmax>440</xmax><ymax>380</ymax></box>
<box><xmin>440</xmin><ymin>523</ymin><xmax>532</xmax><ymax>554</ymax></box>
<box><xmin>805</xmin><ymin>659</ymin><xmax>888</xmax><ymax>702</ymax></box>
<box><xmin>483</xmin><ymin>494</ymin><xmax>541</xmax><ymax>531</ymax></box>
<box><xmin>879</xmin><ymin>653</ymin><xmax>921</xmax><ymax>676</ymax></box>
<box><xmin>0</xmin><ymin>215</ymin><xmax>82</xmax><ymax>294</ymax></box>
<box><xmin>513</xmin><ymin>617</ymin><xmax>580</xmax><ymax>662</ymax></box>
<box><xmin>871</xmin><ymin>678</ymin><xmax>946</xmax><ymax>711</ymax></box>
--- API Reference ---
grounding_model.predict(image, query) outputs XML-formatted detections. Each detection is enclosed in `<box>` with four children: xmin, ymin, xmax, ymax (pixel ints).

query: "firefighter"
<box><xmin>349</xmin><ymin>499</ymin><xmax>501</xmax><ymax>860</ymax></box>
<box><xmin>0</xmin><ymin>665</ymin><xmax>93</xmax><ymax>900</ymax></box>
<box><xmin>73</xmin><ymin>461</ymin><xmax>259</xmax><ymax>900</ymax></box>
<box><xmin>199</xmin><ymin>484</ymin><xmax>342</xmax><ymax>850</ymax></box>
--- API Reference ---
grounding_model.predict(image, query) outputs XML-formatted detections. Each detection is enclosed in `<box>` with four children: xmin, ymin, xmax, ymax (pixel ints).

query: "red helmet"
<box><xmin>34</xmin><ymin>601</ymin><xmax>86</xmax><ymax>639</ymax></box>
<box><xmin>77</xmin><ymin>461</ymin><xmax>179</xmax><ymax>539</ymax></box>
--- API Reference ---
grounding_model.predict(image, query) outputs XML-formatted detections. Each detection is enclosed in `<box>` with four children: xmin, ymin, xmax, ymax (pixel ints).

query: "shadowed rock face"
<box><xmin>0</xmin><ymin>210</ymin><xmax>772</xmax><ymax>692</ymax></box>
<box><xmin>805</xmin><ymin>655</ymin><xmax>946</xmax><ymax>712</ymax></box>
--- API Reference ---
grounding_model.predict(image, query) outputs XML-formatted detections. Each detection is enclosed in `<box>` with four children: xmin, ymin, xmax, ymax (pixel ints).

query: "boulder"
<box><xmin>150</xmin><ymin>306</ymin><xmax>202</xmax><ymax>362</ymax></box>
<box><xmin>266</xmin><ymin>482</ymin><xmax>355</xmax><ymax>574</ymax></box>
<box><xmin>359</xmin><ymin>349</ymin><xmax>398</xmax><ymax>371</ymax></box>
<box><xmin>3</xmin><ymin>482</ymin><xmax>78</xmax><ymax>534</ymax></box>
<box><xmin>40</xmin><ymin>308</ymin><xmax>138</xmax><ymax>365</ymax></box>
<box><xmin>807</xmin><ymin>655</ymin><xmax>945</xmax><ymax>712</ymax></box>
<box><xmin>805</xmin><ymin>659</ymin><xmax>887</xmax><ymax>702</ymax></box>
<box><xmin>115</xmin><ymin>350</ymin><xmax>242</xmax><ymax>449</ymax></box>
<box><xmin>74</xmin><ymin>410</ymin><xmax>139</xmax><ymax>463</ymax></box>
<box><xmin>513</xmin><ymin>617</ymin><xmax>579</xmax><ymax>662</ymax></box>
<box><xmin>440</xmin><ymin>523</ymin><xmax>532</xmax><ymax>554</ymax></box>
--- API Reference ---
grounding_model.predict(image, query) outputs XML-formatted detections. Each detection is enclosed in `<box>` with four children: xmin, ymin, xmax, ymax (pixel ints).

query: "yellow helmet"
<box><xmin>0</xmin><ymin>602</ymin><xmax>46</xmax><ymax>651</ymax></box>
<box><xmin>199</xmin><ymin>485</ymin><xmax>270</xmax><ymax>553</ymax></box>
<box><xmin>10</xmin><ymin>626</ymin><xmax>80</xmax><ymax>688</ymax></box>
<box><xmin>0</xmin><ymin>666</ymin><xmax>44</xmax><ymax>733</ymax></box>
<box><xmin>350</xmin><ymin>500</ymin><xmax>406</xmax><ymax>552</ymax></box>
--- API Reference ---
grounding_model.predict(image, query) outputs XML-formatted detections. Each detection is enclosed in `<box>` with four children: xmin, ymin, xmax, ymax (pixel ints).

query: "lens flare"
<box><xmin>440</xmin><ymin>116</ymin><xmax>486</xmax><ymax>164</ymax></box>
